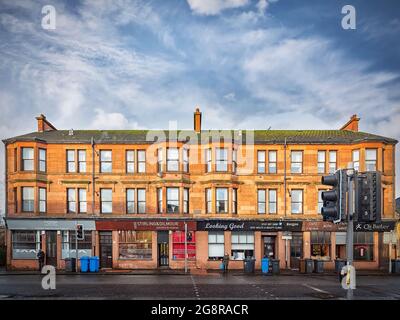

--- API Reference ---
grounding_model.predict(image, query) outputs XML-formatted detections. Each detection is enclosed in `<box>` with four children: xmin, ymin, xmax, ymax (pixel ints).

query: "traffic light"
<box><xmin>76</xmin><ymin>224</ymin><xmax>84</xmax><ymax>240</ymax></box>
<box><xmin>355</xmin><ymin>171</ymin><xmax>381</xmax><ymax>223</ymax></box>
<box><xmin>321</xmin><ymin>169</ymin><xmax>347</xmax><ymax>223</ymax></box>
<box><xmin>186</xmin><ymin>231</ymin><xmax>193</xmax><ymax>242</ymax></box>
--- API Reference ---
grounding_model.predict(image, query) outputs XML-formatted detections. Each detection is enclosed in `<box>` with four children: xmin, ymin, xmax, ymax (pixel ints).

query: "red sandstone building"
<box><xmin>2</xmin><ymin>110</ymin><xmax>398</xmax><ymax>272</ymax></box>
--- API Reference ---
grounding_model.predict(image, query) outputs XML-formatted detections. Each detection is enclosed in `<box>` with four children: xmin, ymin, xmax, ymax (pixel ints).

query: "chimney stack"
<box><xmin>340</xmin><ymin>114</ymin><xmax>360</xmax><ymax>132</ymax></box>
<box><xmin>36</xmin><ymin>114</ymin><xmax>57</xmax><ymax>132</ymax></box>
<box><xmin>194</xmin><ymin>107</ymin><xmax>202</xmax><ymax>133</ymax></box>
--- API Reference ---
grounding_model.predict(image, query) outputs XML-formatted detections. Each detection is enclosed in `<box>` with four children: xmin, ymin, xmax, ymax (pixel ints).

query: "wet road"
<box><xmin>0</xmin><ymin>274</ymin><xmax>399</xmax><ymax>300</ymax></box>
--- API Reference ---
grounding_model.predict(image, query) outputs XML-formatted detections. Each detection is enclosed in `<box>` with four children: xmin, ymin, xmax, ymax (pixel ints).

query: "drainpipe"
<box><xmin>91</xmin><ymin>137</ymin><xmax>95</xmax><ymax>215</ymax></box>
<box><xmin>284</xmin><ymin>138</ymin><xmax>287</xmax><ymax>217</ymax></box>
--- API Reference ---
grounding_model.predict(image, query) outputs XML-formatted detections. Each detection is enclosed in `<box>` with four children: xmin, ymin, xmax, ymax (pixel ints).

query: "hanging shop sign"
<box><xmin>197</xmin><ymin>220</ymin><xmax>302</xmax><ymax>232</ymax></box>
<box><xmin>96</xmin><ymin>219</ymin><xmax>196</xmax><ymax>231</ymax></box>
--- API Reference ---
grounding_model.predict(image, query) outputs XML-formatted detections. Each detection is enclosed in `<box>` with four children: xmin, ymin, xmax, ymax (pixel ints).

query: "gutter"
<box><xmin>3</xmin><ymin>141</ymin><xmax>7</xmax><ymax>225</ymax></box>
<box><xmin>91</xmin><ymin>137</ymin><xmax>95</xmax><ymax>216</ymax></box>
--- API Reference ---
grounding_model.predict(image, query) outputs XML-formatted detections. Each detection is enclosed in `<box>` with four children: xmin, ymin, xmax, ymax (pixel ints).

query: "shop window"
<box><xmin>335</xmin><ymin>232</ymin><xmax>347</xmax><ymax>259</ymax></box>
<box><xmin>311</xmin><ymin>231</ymin><xmax>331</xmax><ymax>260</ymax></box>
<box><xmin>172</xmin><ymin>231</ymin><xmax>196</xmax><ymax>260</ymax></box>
<box><xmin>231</xmin><ymin>232</ymin><xmax>254</xmax><ymax>260</ymax></box>
<box><xmin>354</xmin><ymin>232</ymin><xmax>374</xmax><ymax>261</ymax></box>
<box><xmin>12</xmin><ymin>231</ymin><xmax>41</xmax><ymax>259</ymax></box>
<box><xmin>62</xmin><ymin>231</ymin><xmax>92</xmax><ymax>259</ymax></box>
<box><xmin>118</xmin><ymin>231</ymin><xmax>152</xmax><ymax>260</ymax></box>
<box><xmin>208</xmin><ymin>231</ymin><xmax>224</xmax><ymax>260</ymax></box>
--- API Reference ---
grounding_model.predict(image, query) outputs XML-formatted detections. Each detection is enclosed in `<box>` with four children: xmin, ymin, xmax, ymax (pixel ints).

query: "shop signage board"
<box><xmin>5</xmin><ymin>218</ymin><xmax>96</xmax><ymax>230</ymax></box>
<box><xmin>354</xmin><ymin>221</ymin><xmax>396</xmax><ymax>232</ymax></box>
<box><xmin>303</xmin><ymin>220</ymin><xmax>396</xmax><ymax>232</ymax></box>
<box><xmin>197</xmin><ymin>220</ymin><xmax>302</xmax><ymax>232</ymax></box>
<box><xmin>96</xmin><ymin>219</ymin><xmax>196</xmax><ymax>231</ymax></box>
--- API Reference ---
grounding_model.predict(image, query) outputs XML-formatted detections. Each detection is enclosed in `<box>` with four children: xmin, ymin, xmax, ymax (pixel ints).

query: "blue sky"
<box><xmin>0</xmin><ymin>0</ymin><xmax>399</xmax><ymax>214</ymax></box>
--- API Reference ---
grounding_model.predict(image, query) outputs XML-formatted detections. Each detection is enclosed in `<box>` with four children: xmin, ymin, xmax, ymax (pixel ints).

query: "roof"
<box><xmin>2</xmin><ymin>129</ymin><xmax>398</xmax><ymax>145</ymax></box>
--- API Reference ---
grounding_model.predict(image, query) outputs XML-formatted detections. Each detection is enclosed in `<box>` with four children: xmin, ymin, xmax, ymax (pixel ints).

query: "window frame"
<box><xmin>328</xmin><ymin>150</ymin><xmax>337</xmax><ymax>174</ymax></box>
<box><xmin>67</xmin><ymin>188</ymin><xmax>77</xmax><ymax>214</ymax></box>
<box><xmin>126</xmin><ymin>188</ymin><xmax>136</xmax><ymax>214</ymax></box>
<box><xmin>100</xmin><ymin>188</ymin><xmax>113</xmax><ymax>214</ymax></box>
<box><xmin>21</xmin><ymin>147</ymin><xmax>34</xmax><ymax>171</ymax></box>
<box><xmin>38</xmin><ymin>148</ymin><xmax>46</xmax><ymax>173</ymax></box>
<box><xmin>21</xmin><ymin>187</ymin><xmax>34</xmax><ymax>213</ymax></box>
<box><xmin>291</xmin><ymin>151</ymin><xmax>303</xmax><ymax>174</ymax></box>
<box><xmin>66</xmin><ymin>149</ymin><xmax>76</xmax><ymax>173</ymax></box>
<box><xmin>352</xmin><ymin>149</ymin><xmax>360</xmax><ymax>172</ymax></box>
<box><xmin>183</xmin><ymin>148</ymin><xmax>189</xmax><ymax>173</ymax></box>
<box><xmin>268</xmin><ymin>150</ymin><xmax>277</xmax><ymax>174</ymax></box>
<box><xmin>206</xmin><ymin>188</ymin><xmax>212</xmax><ymax>214</ymax></box>
<box><xmin>166</xmin><ymin>187</ymin><xmax>180</xmax><ymax>213</ymax></box>
<box><xmin>205</xmin><ymin>148</ymin><xmax>212</xmax><ymax>173</ymax></box>
<box><xmin>268</xmin><ymin>189</ymin><xmax>277</xmax><ymax>215</ymax></box>
<box><xmin>39</xmin><ymin>187</ymin><xmax>46</xmax><ymax>213</ymax></box>
<box><xmin>291</xmin><ymin>189</ymin><xmax>303</xmax><ymax>214</ymax></box>
<box><xmin>167</xmin><ymin>148</ymin><xmax>179</xmax><ymax>172</ymax></box>
<box><xmin>137</xmin><ymin>188</ymin><xmax>146</xmax><ymax>214</ymax></box>
<box><xmin>100</xmin><ymin>150</ymin><xmax>112</xmax><ymax>173</ymax></box>
<box><xmin>365</xmin><ymin>148</ymin><xmax>377</xmax><ymax>172</ymax></box>
<box><xmin>257</xmin><ymin>150</ymin><xmax>266</xmax><ymax>174</ymax></box>
<box><xmin>215</xmin><ymin>187</ymin><xmax>228</xmax><ymax>213</ymax></box>
<box><xmin>126</xmin><ymin>150</ymin><xmax>135</xmax><ymax>174</ymax></box>
<box><xmin>232</xmin><ymin>188</ymin><xmax>238</xmax><ymax>214</ymax></box>
<box><xmin>137</xmin><ymin>150</ymin><xmax>146</xmax><ymax>173</ymax></box>
<box><xmin>78</xmin><ymin>150</ymin><xmax>86</xmax><ymax>173</ymax></box>
<box><xmin>215</xmin><ymin>148</ymin><xmax>228</xmax><ymax>172</ymax></box>
<box><xmin>317</xmin><ymin>150</ymin><xmax>326</xmax><ymax>174</ymax></box>
<box><xmin>257</xmin><ymin>189</ymin><xmax>266</xmax><ymax>214</ymax></box>
<box><xmin>183</xmin><ymin>188</ymin><xmax>189</xmax><ymax>214</ymax></box>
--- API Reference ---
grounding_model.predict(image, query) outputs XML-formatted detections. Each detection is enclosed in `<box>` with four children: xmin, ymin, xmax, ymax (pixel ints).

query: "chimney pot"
<box><xmin>194</xmin><ymin>107</ymin><xmax>202</xmax><ymax>133</ymax></box>
<box><xmin>340</xmin><ymin>114</ymin><xmax>360</xmax><ymax>132</ymax></box>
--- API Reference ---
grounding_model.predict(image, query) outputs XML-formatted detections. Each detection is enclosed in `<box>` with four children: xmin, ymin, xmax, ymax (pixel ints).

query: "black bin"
<box><xmin>305</xmin><ymin>259</ymin><xmax>314</xmax><ymax>273</ymax></box>
<box><xmin>243</xmin><ymin>258</ymin><xmax>255</xmax><ymax>273</ymax></box>
<box><xmin>391</xmin><ymin>260</ymin><xmax>400</xmax><ymax>273</ymax></box>
<box><xmin>271</xmin><ymin>259</ymin><xmax>280</xmax><ymax>275</ymax></box>
<box><xmin>314</xmin><ymin>260</ymin><xmax>324</xmax><ymax>273</ymax></box>
<box><xmin>65</xmin><ymin>258</ymin><xmax>76</xmax><ymax>272</ymax></box>
<box><xmin>335</xmin><ymin>259</ymin><xmax>347</xmax><ymax>274</ymax></box>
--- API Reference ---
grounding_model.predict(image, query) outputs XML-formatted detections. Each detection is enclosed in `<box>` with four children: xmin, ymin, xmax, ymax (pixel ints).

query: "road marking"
<box><xmin>303</xmin><ymin>284</ymin><xmax>330</xmax><ymax>294</ymax></box>
<box><xmin>190</xmin><ymin>275</ymin><xmax>200</xmax><ymax>301</ymax></box>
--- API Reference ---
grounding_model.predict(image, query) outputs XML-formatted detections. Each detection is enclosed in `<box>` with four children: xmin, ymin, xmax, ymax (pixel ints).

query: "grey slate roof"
<box><xmin>2</xmin><ymin>129</ymin><xmax>398</xmax><ymax>145</ymax></box>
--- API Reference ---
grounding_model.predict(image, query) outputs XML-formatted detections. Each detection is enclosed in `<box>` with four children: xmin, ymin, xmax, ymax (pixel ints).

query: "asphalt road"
<box><xmin>0</xmin><ymin>274</ymin><xmax>399</xmax><ymax>300</ymax></box>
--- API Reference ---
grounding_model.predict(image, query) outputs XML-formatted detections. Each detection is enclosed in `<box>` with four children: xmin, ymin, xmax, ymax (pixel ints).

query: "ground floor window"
<box><xmin>172</xmin><ymin>231</ymin><xmax>196</xmax><ymax>260</ymax></box>
<box><xmin>354</xmin><ymin>232</ymin><xmax>374</xmax><ymax>261</ymax></box>
<box><xmin>335</xmin><ymin>232</ymin><xmax>347</xmax><ymax>259</ymax></box>
<box><xmin>12</xmin><ymin>231</ymin><xmax>41</xmax><ymax>259</ymax></box>
<box><xmin>62</xmin><ymin>231</ymin><xmax>93</xmax><ymax>258</ymax></box>
<box><xmin>118</xmin><ymin>231</ymin><xmax>152</xmax><ymax>260</ymax></box>
<box><xmin>208</xmin><ymin>231</ymin><xmax>224</xmax><ymax>260</ymax></box>
<box><xmin>311</xmin><ymin>231</ymin><xmax>331</xmax><ymax>260</ymax></box>
<box><xmin>231</xmin><ymin>232</ymin><xmax>254</xmax><ymax>260</ymax></box>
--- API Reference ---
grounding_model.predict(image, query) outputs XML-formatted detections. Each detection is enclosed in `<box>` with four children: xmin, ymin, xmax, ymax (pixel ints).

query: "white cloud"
<box><xmin>187</xmin><ymin>0</ymin><xmax>249</xmax><ymax>15</ymax></box>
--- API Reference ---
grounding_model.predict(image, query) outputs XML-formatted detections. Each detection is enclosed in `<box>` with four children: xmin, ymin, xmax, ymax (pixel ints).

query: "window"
<box><xmin>39</xmin><ymin>188</ymin><xmax>46</xmax><ymax>213</ymax></box>
<box><xmin>157</xmin><ymin>148</ymin><xmax>163</xmax><ymax>173</ymax></box>
<box><xmin>258</xmin><ymin>190</ymin><xmax>266</xmax><ymax>214</ymax></box>
<box><xmin>22</xmin><ymin>187</ymin><xmax>34</xmax><ymax>212</ymax></box>
<box><xmin>137</xmin><ymin>189</ymin><xmax>146</xmax><ymax>214</ymax></box>
<box><xmin>67</xmin><ymin>150</ymin><xmax>76</xmax><ymax>173</ymax></box>
<box><xmin>318</xmin><ymin>190</ymin><xmax>323</xmax><ymax>214</ymax></box>
<box><xmin>13</xmin><ymin>188</ymin><xmax>18</xmax><ymax>213</ymax></box>
<box><xmin>268</xmin><ymin>151</ymin><xmax>277</xmax><ymax>174</ymax></box>
<box><xmin>157</xmin><ymin>188</ymin><xmax>163</xmax><ymax>213</ymax></box>
<box><xmin>329</xmin><ymin>151</ymin><xmax>337</xmax><ymax>174</ymax></box>
<box><xmin>125</xmin><ymin>150</ymin><xmax>135</xmax><ymax>173</ymax></box>
<box><xmin>173</xmin><ymin>231</ymin><xmax>196</xmax><ymax>260</ymax></box>
<box><xmin>183</xmin><ymin>188</ymin><xmax>189</xmax><ymax>214</ymax></box>
<box><xmin>208</xmin><ymin>232</ymin><xmax>224</xmax><ymax>260</ymax></box>
<box><xmin>311</xmin><ymin>231</ymin><xmax>331</xmax><ymax>260</ymax></box>
<box><xmin>78</xmin><ymin>150</ymin><xmax>86</xmax><ymax>173</ymax></box>
<box><xmin>67</xmin><ymin>188</ymin><xmax>76</xmax><ymax>213</ymax></box>
<box><xmin>62</xmin><ymin>231</ymin><xmax>92</xmax><ymax>259</ymax></box>
<box><xmin>354</xmin><ymin>232</ymin><xmax>374</xmax><ymax>261</ymax></box>
<box><xmin>268</xmin><ymin>189</ymin><xmax>277</xmax><ymax>214</ymax></box>
<box><xmin>257</xmin><ymin>151</ymin><xmax>265</xmax><ymax>173</ymax></box>
<box><xmin>216</xmin><ymin>148</ymin><xmax>228</xmax><ymax>172</ymax></box>
<box><xmin>167</xmin><ymin>187</ymin><xmax>179</xmax><ymax>213</ymax></box>
<box><xmin>231</xmin><ymin>232</ymin><xmax>254</xmax><ymax>260</ymax></box>
<box><xmin>167</xmin><ymin>148</ymin><xmax>179</xmax><ymax>172</ymax></box>
<box><xmin>206</xmin><ymin>148</ymin><xmax>212</xmax><ymax>172</ymax></box>
<box><xmin>14</xmin><ymin>148</ymin><xmax>17</xmax><ymax>172</ymax></box>
<box><xmin>100</xmin><ymin>189</ymin><xmax>112</xmax><ymax>214</ymax></box>
<box><xmin>12</xmin><ymin>231</ymin><xmax>41</xmax><ymax>259</ymax></box>
<box><xmin>127</xmin><ymin>189</ymin><xmax>135</xmax><ymax>214</ymax></box>
<box><xmin>232</xmin><ymin>188</ymin><xmax>238</xmax><ymax>214</ymax></box>
<box><xmin>137</xmin><ymin>150</ymin><xmax>146</xmax><ymax>173</ymax></box>
<box><xmin>216</xmin><ymin>188</ymin><xmax>228</xmax><ymax>213</ymax></box>
<box><xmin>206</xmin><ymin>188</ymin><xmax>212</xmax><ymax>213</ymax></box>
<box><xmin>22</xmin><ymin>147</ymin><xmax>34</xmax><ymax>171</ymax></box>
<box><xmin>79</xmin><ymin>189</ymin><xmax>87</xmax><ymax>213</ymax></box>
<box><xmin>100</xmin><ymin>150</ymin><xmax>112</xmax><ymax>173</ymax></box>
<box><xmin>39</xmin><ymin>149</ymin><xmax>46</xmax><ymax>172</ymax></box>
<box><xmin>365</xmin><ymin>149</ymin><xmax>377</xmax><ymax>172</ymax></box>
<box><xmin>352</xmin><ymin>150</ymin><xmax>360</xmax><ymax>171</ymax></box>
<box><xmin>118</xmin><ymin>231</ymin><xmax>152</xmax><ymax>259</ymax></box>
<box><xmin>183</xmin><ymin>148</ymin><xmax>189</xmax><ymax>173</ymax></box>
<box><xmin>291</xmin><ymin>190</ymin><xmax>303</xmax><ymax>214</ymax></box>
<box><xmin>317</xmin><ymin>151</ymin><xmax>325</xmax><ymax>174</ymax></box>
<box><xmin>291</xmin><ymin>151</ymin><xmax>303</xmax><ymax>173</ymax></box>
<box><xmin>232</xmin><ymin>149</ymin><xmax>237</xmax><ymax>174</ymax></box>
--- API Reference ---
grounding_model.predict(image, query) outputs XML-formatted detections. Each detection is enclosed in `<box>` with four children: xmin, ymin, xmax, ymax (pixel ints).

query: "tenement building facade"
<box><xmin>3</xmin><ymin>110</ymin><xmax>398</xmax><ymax>271</ymax></box>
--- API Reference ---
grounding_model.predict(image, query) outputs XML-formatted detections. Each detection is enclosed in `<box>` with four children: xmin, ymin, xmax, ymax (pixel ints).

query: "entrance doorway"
<box><xmin>290</xmin><ymin>232</ymin><xmax>303</xmax><ymax>269</ymax></box>
<box><xmin>46</xmin><ymin>231</ymin><xmax>57</xmax><ymax>267</ymax></box>
<box><xmin>99</xmin><ymin>232</ymin><xmax>113</xmax><ymax>269</ymax></box>
<box><xmin>263</xmin><ymin>236</ymin><xmax>276</xmax><ymax>259</ymax></box>
<box><xmin>158</xmin><ymin>231</ymin><xmax>169</xmax><ymax>267</ymax></box>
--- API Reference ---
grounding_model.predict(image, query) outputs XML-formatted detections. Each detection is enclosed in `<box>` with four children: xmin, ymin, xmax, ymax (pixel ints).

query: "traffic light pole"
<box><xmin>346</xmin><ymin>170</ymin><xmax>354</xmax><ymax>300</ymax></box>
<box><xmin>75</xmin><ymin>221</ymin><xmax>79</xmax><ymax>273</ymax></box>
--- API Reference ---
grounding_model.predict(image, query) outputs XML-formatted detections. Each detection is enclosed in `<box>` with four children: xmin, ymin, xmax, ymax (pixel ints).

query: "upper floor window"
<box><xmin>67</xmin><ymin>188</ymin><xmax>76</xmax><ymax>213</ymax></box>
<box><xmin>22</xmin><ymin>148</ymin><xmax>34</xmax><ymax>171</ymax></box>
<box><xmin>67</xmin><ymin>188</ymin><xmax>86</xmax><ymax>214</ymax></box>
<box><xmin>232</xmin><ymin>188</ymin><xmax>238</xmax><ymax>214</ymax></box>
<box><xmin>291</xmin><ymin>190</ymin><xmax>303</xmax><ymax>214</ymax></box>
<box><xmin>257</xmin><ymin>151</ymin><xmax>265</xmax><ymax>173</ymax></box>
<box><xmin>328</xmin><ymin>151</ymin><xmax>337</xmax><ymax>174</ymax></box>
<box><xmin>206</xmin><ymin>188</ymin><xmax>212</xmax><ymax>213</ymax></box>
<box><xmin>167</xmin><ymin>187</ymin><xmax>179</xmax><ymax>213</ymax></box>
<box><xmin>216</xmin><ymin>148</ymin><xmax>228</xmax><ymax>172</ymax></box>
<box><xmin>216</xmin><ymin>188</ymin><xmax>228</xmax><ymax>213</ymax></box>
<box><xmin>67</xmin><ymin>150</ymin><xmax>76</xmax><ymax>173</ymax></box>
<box><xmin>157</xmin><ymin>188</ymin><xmax>163</xmax><ymax>213</ymax></box>
<box><xmin>137</xmin><ymin>189</ymin><xmax>146</xmax><ymax>213</ymax></box>
<box><xmin>39</xmin><ymin>149</ymin><xmax>46</xmax><ymax>172</ymax></box>
<box><xmin>100</xmin><ymin>189</ymin><xmax>112</xmax><ymax>214</ymax></box>
<box><xmin>317</xmin><ymin>151</ymin><xmax>325</xmax><ymax>174</ymax></box>
<box><xmin>126</xmin><ymin>189</ymin><xmax>135</xmax><ymax>214</ymax></box>
<box><xmin>22</xmin><ymin>187</ymin><xmax>34</xmax><ymax>212</ymax></box>
<box><xmin>183</xmin><ymin>148</ymin><xmax>189</xmax><ymax>173</ymax></box>
<box><xmin>258</xmin><ymin>189</ymin><xmax>277</xmax><ymax>214</ymax></box>
<box><xmin>157</xmin><ymin>148</ymin><xmax>163</xmax><ymax>173</ymax></box>
<box><xmin>269</xmin><ymin>189</ymin><xmax>277</xmax><ymax>214</ymax></box>
<box><xmin>100</xmin><ymin>150</ymin><xmax>112</xmax><ymax>173</ymax></box>
<box><xmin>365</xmin><ymin>149</ymin><xmax>377</xmax><ymax>171</ymax></box>
<box><xmin>206</xmin><ymin>148</ymin><xmax>212</xmax><ymax>172</ymax></box>
<box><xmin>184</xmin><ymin>188</ymin><xmax>189</xmax><ymax>214</ymax></box>
<box><xmin>291</xmin><ymin>151</ymin><xmax>303</xmax><ymax>174</ymax></box>
<box><xmin>137</xmin><ymin>150</ymin><xmax>146</xmax><ymax>173</ymax></box>
<box><xmin>352</xmin><ymin>150</ymin><xmax>360</xmax><ymax>171</ymax></box>
<box><xmin>258</xmin><ymin>189</ymin><xmax>266</xmax><ymax>214</ymax></box>
<box><xmin>78</xmin><ymin>150</ymin><xmax>86</xmax><ymax>173</ymax></box>
<box><xmin>268</xmin><ymin>151</ymin><xmax>277</xmax><ymax>174</ymax></box>
<box><xmin>39</xmin><ymin>188</ymin><xmax>46</xmax><ymax>213</ymax></box>
<box><xmin>232</xmin><ymin>149</ymin><xmax>237</xmax><ymax>174</ymax></box>
<box><xmin>126</xmin><ymin>150</ymin><xmax>135</xmax><ymax>173</ymax></box>
<box><xmin>167</xmin><ymin>148</ymin><xmax>179</xmax><ymax>172</ymax></box>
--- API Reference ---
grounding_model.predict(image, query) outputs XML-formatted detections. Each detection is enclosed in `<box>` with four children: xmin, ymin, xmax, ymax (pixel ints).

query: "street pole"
<box><xmin>75</xmin><ymin>221</ymin><xmax>79</xmax><ymax>273</ymax></box>
<box><xmin>389</xmin><ymin>231</ymin><xmax>392</xmax><ymax>274</ymax></box>
<box><xmin>346</xmin><ymin>168</ymin><xmax>354</xmax><ymax>300</ymax></box>
<box><xmin>184</xmin><ymin>223</ymin><xmax>188</xmax><ymax>274</ymax></box>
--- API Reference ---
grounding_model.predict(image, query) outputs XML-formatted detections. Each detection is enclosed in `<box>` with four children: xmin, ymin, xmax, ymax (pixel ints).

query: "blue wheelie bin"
<box><xmin>90</xmin><ymin>256</ymin><xmax>99</xmax><ymax>272</ymax></box>
<box><xmin>80</xmin><ymin>256</ymin><xmax>89</xmax><ymax>273</ymax></box>
<box><xmin>261</xmin><ymin>257</ymin><xmax>269</xmax><ymax>274</ymax></box>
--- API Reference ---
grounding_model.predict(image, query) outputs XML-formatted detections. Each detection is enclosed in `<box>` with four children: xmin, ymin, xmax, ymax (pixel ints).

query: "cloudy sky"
<box><xmin>0</xmin><ymin>0</ymin><xmax>399</xmax><ymax>217</ymax></box>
